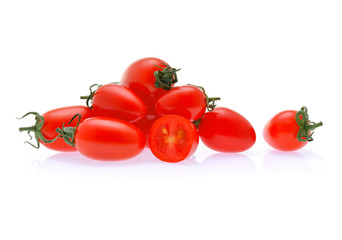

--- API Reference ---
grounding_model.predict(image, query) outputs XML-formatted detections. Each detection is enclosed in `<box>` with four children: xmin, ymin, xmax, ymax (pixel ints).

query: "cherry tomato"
<box><xmin>263</xmin><ymin>107</ymin><xmax>323</xmax><ymax>151</ymax></box>
<box><xmin>18</xmin><ymin>106</ymin><xmax>93</xmax><ymax>152</ymax></box>
<box><xmin>89</xmin><ymin>84</ymin><xmax>145</xmax><ymax>122</ymax></box>
<box><xmin>149</xmin><ymin>115</ymin><xmax>199</xmax><ymax>163</ymax></box>
<box><xmin>73</xmin><ymin>117</ymin><xmax>145</xmax><ymax>160</ymax></box>
<box><xmin>198</xmin><ymin>107</ymin><xmax>256</xmax><ymax>152</ymax></box>
<box><xmin>131</xmin><ymin>105</ymin><xmax>161</xmax><ymax>147</ymax></box>
<box><xmin>121</xmin><ymin>57</ymin><xmax>178</xmax><ymax>106</ymax></box>
<box><xmin>155</xmin><ymin>85</ymin><xmax>207</xmax><ymax>122</ymax></box>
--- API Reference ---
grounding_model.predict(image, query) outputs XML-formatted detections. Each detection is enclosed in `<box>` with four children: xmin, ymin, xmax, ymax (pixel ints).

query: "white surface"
<box><xmin>1</xmin><ymin>0</ymin><xmax>341</xmax><ymax>239</ymax></box>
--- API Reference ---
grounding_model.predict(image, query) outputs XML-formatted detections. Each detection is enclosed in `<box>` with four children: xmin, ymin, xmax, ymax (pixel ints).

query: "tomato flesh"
<box><xmin>149</xmin><ymin>115</ymin><xmax>199</xmax><ymax>162</ymax></box>
<box><xmin>263</xmin><ymin>110</ymin><xmax>307</xmax><ymax>151</ymax></box>
<box><xmin>198</xmin><ymin>107</ymin><xmax>256</xmax><ymax>152</ymax></box>
<box><xmin>75</xmin><ymin>117</ymin><xmax>145</xmax><ymax>160</ymax></box>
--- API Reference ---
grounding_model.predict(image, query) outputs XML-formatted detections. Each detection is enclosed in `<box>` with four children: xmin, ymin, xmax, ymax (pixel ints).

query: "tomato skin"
<box><xmin>131</xmin><ymin>105</ymin><xmax>161</xmax><ymax>147</ymax></box>
<box><xmin>263</xmin><ymin>110</ymin><xmax>307</xmax><ymax>151</ymax></box>
<box><xmin>198</xmin><ymin>107</ymin><xmax>256</xmax><ymax>153</ymax></box>
<box><xmin>41</xmin><ymin>106</ymin><xmax>93</xmax><ymax>152</ymax></box>
<box><xmin>121</xmin><ymin>57</ymin><xmax>172</xmax><ymax>106</ymax></box>
<box><xmin>75</xmin><ymin>117</ymin><xmax>145</xmax><ymax>160</ymax></box>
<box><xmin>91</xmin><ymin>84</ymin><xmax>146</xmax><ymax>122</ymax></box>
<box><xmin>155</xmin><ymin>85</ymin><xmax>207</xmax><ymax>122</ymax></box>
<box><xmin>149</xmin><ymin>115</ymin><xmax>199</xmax><ymax>163</ymax></box>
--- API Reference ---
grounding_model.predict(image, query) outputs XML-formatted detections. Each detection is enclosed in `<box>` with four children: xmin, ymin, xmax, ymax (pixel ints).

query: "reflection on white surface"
<box><xmin>262</xmin><ymin>150</ymin><xmax>325</xmax><ymax>174</ymax></box>
<box><xmin>201</xmin><ymin>153</ymin><xmax>256</xmax><ymax>174</ymax></box>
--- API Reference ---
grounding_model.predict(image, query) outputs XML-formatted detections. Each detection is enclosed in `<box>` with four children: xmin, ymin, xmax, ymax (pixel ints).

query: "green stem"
<box><xmin>295</xmin><ymin>106</ymin><xmax>323</xmax><ymax>142</ymax></box>
<box><xmin>154</xmin><ymin>63</ymin><xmax>180</xmax><ymax>91</ymax></box>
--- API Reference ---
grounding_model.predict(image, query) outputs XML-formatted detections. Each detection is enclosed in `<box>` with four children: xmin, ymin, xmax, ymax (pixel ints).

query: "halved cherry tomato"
<box><xmin>88</xmin><ymin>83</ymin><xmax>146</xmax><ymax>122</ymax></box>
<box><xmin>70</xmin><ymin>116</ymin><xmax>145</xmax><ymax>160</ymax></box>
<box><xmin>155</xmin><ymin>85</ymin><xmax>207</xmax><ymax>122</ymax></box>
<box><xmin>263</xmin><ymin>106</ymin><xmax>323</xmax><ymax>151</ymax></box>
<box><xmin>121</xmin><ymin>57</ymin><xmax>178</xmax><ymax>106</ymax></box>
<box><xmin>198</xmin><ymin>107</ymin><xmax>256</xmax><ymax>152</ymax></box>
<box><xmin>18</xmin><ymin>106</ymin><xmax>93</xmax><ymax>152</ymax></box>
<box><xmin>149</xmin><ymin>115</ymin><xmax>199</xmax><ymax>163</ymax></box>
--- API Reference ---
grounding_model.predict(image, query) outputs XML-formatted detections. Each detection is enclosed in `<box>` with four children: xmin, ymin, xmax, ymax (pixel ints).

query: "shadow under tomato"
<box><xmin>262</xmin><ymin>150</ymin><xmax>312</xmax><ymax>174</ymax></box>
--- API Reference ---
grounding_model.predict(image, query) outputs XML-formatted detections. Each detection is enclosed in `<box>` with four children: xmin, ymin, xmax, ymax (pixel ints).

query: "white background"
<box><xmin>1</xmin><ymin>0</ymin><xmax>341</xmax><ymax>239</ymax></box>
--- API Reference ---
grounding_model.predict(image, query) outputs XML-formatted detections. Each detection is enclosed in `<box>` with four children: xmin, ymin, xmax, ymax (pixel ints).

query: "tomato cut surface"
<box><xmin>148</xmin><ymin>115</ymin><xmax>199</xmax><ymax>163</ymax></box>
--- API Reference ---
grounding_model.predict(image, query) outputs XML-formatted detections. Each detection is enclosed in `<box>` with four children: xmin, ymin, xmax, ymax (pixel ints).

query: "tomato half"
<box><xmin>149</xmin><ymin>115</ymin><xmax>199</xmax><ymax>163</ymax></box>
<box><xmin>91</xmin><ymin>84</ymin><xmax>146</xmax><ymax>122</ymax></box>
<box><xmin>74</xmin><ymin>117</ymin><xmax>145</xmax><ymax>160</ymax></box>
<box><xmin>155</xmin><ymin>85</ymin><xmax>207</xmax><ymax>122</ymax></box>
<box><xmin>198</xmin><ymin>107</ymin><xmax>256</xmax><ymax>152</ymax></box>
<box><xmin>121</xmin><ymin>57</ymin><xmax>177</xmax><ymax>106</ymax></box>
<box><xmin>19</xmin><ymin>106</ymin><xmax>93</xmax><ymax>152</ymax></box>
<box><xmin>263</xmin><ymin>107</ymin><xmax>323</xmax><ymax>151</ymax></box>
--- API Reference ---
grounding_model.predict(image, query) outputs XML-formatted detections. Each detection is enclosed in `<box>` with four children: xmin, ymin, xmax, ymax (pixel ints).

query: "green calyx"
<box><xmin>55</xmin><ymin>114</ymin><xmax>81</xmax><ymax>147</ymax></box>
<box><xmin>187</xmin><ymin>84</ymin><xmax>221</xmax><ymax>112</ymax></box>
<box><xmin>154</xmin><ymin>63</ymin><xmax>180</xmax><ymax>90</ymax></box>
<box><xmin>295</xmin><ymin>106</ymin><xmax>323</xmax><ymax>142</ymax></box>
<box><xmin>18</xmin><ymin>112</ymin><xmax>59</xmax><ymax>148</ymax></box>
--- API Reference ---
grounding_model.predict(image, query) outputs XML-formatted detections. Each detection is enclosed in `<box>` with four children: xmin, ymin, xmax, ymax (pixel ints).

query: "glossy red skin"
<box><xmin>198</xmin><ymin>107</ymin><xmax>256</xmax><ymax>153</ymax></box>
<box><xmin>263</xmin><ymin>110</ymin><xmax>307</xmax><ymax>151</ymax></box>
<box><xmin>92</xmin><ymin>84</ymin><xmax>146</xmax><ymax>122</ymax></box>
<box><xmin>121</xmin><ymin>57</ymin><xmax>172</xmax><ymax>106</ymax></box>
<box><xmin>155</xmin><ymin>85</ymin><xmax>207</xmax><ymax>122</ymax></box>
<box><xmin>41</xmin><ymin>106</ymin><xmax>93</xmax><ymax>152</ymax></box>
<box><xmin>149</xmin><ymin>115</ymin><xmax>199</xmax><ymax>163</ymax></box>
<box><xmin>131</xmin><ymin>105</ymin><xmax>161</xmax><ymax>147</ymax></box>
<box><xmin>75</xmin><ymin>117</ymin><xmax>145</xmax><ymax>161</ymax></box>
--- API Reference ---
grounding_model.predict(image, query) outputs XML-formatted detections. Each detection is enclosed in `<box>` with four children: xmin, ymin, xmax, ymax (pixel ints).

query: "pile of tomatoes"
<box><xmin>19</xmin><ymin>57</ymin><xmax>323</xmax><ymax>162</ymax></box>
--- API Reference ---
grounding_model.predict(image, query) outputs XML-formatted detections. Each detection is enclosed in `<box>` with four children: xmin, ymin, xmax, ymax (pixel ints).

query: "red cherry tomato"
<box><xmin>155</xmin><ymin>85</ymin><xmax>207</xmax><ymax>122</ymax></box>
<box><xmin>131</xmin><ymin>105</ymin><xmax>161</xmax><ymax>147</ymax></box>
<box><xmin>198</xmin><ymin>107</ymin><xmax>256</xmax><ymax>152</ymax></box>
<box><xmin>263</xmin><ymin>107</ymin><xmax>323</xmax><ymax>151</ymax></box>
<box><xmin>90</xmin><ymin>84</ymin><xmax>145</xmax><ymax>122</ymax></box>
<box><xmin>149</xmin><ymin>115</ymin><xmax>199</xmax><ymax>163</ymax></box>
<box><xmin>121</xmin><ymin>57</ymin><xmax>177</xmax><ymax>106</ymax></box>
<box><xmin>74</xmin><ymin>117</ymin><xmax>145</xmax><ymax>160</ymax></box>
<box><xmin>18</xmin><ymin>106</ymin><xmax>93</xmax><ymax>152</ymax></box>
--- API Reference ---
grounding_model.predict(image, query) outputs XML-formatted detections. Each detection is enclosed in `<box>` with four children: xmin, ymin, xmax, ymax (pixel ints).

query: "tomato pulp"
<box><xmin>149</xmin><ymin>115</ymin><xmax>199</xmax><ymax>162</ymax></box>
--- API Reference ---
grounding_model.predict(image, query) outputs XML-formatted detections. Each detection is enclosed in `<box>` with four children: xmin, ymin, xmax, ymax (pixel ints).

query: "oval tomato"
<box><xmin>74</xmin><ymin>117</ymin><xmax>145</xmax><ymax>160</ymax></box>
<box><xmin>18</xmin><ymin>106</ymin><xmax>93</xmax><ymax>152</ymax></box>
<box><xmin>155</xmin><ymin>85</ymin><xmax>207</xmax><ymax>122</ymax></box>
<box><xmin>263</xmin><ymin>107</ymin><xmax>323</xmax><ymax>151</ymax></box>
<box><xmin>198</xmin><ymin>107</ymin><xmax>256</xmax><ymax>152</ymax></box>
<box><xmin>149</xmin><ymin>115</ymin><xmax>199</xmax><ymax>163</ymax></box>
<box><xmin>90</xmin><ymin>84</ymin><xmax>145</xmax><ymax>122</ymax></box>
<box><xmin>121</xmin><ymin>57</ymin><xmax>178</xmax><ymax>106</ymax></box>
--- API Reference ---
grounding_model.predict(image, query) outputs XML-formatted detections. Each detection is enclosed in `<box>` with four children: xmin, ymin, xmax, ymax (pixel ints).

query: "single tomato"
<box><xmin>121</xmin><ymin>57</ymin><xmax>179</xmax><ymax>106</ymax></box>
<box><xmin>149</xmin><ymin>115</ymin><xmax>199</xmax><ymax>163</ymax></box>
<box><xmin>58</xmin><ymin>116</ymin><xmax>145</xmax><ymax>160</ymax></box>
<box><xmin>263</xmin><ymin>106</ymin><xmax>323</xmax><ymax>151</ymax></box>
<box><xmin>82</xmin><ymin>83</ymin><xmax>146</xmax><ymax>122</ymax></box>
<box><xmin>198</xmin><ymin>107</ymin><xmax>256</xmax><ymax>152</ymax></box>
<box><xmin>155</xmin><ymin>85</ymin><xmax>208</xmax><ymax>122</ymax></box>
<box><xmin>18</xmin><ymin>106</ymin><xmax>93</xmax><ymax>151</ymax></box>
